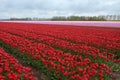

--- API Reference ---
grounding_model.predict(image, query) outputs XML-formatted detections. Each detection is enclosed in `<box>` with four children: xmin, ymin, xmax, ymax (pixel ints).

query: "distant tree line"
<box><xmin>10</xmin><ymin>18</ymin><xmax>32</xmax><ymax>21</ymax></box>
<box><xmin>51</xmin><ymin>16</ymin><xmax>106</xmax><ymax>21</ymax></box>
<box><xmin>8</xmin><ymin>15</ymin><xmax>120</xmax><ymax>21</ymax></box>
<box><xmin>9</xmin><ymin>17</ymin><xmax>50</xmax><ymax>21</ymax></box>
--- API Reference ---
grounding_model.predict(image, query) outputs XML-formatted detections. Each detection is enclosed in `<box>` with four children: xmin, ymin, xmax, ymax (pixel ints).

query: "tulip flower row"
<box><xmin>0</xmin><ymin>22</ymin><xmax>119</xmax><ymax>51</ymax></box>
<box><xmin>0</xmin><ymin>29</ymin><xmax>114</xmax><ymax>80</ymax></box>
<box><xmin>0</xmin><ymin>47</ymin><xmax>37</xmax><ymax>80</ymax></box>
<box><xmin>0</xmin><ymin>27</ymin><xmax>115</xmax><ymax>61</ymax></box>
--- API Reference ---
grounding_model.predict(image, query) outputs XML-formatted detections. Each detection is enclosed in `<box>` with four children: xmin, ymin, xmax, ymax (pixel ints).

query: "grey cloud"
<box><xmin>0</xmin><ymin>0</ymin><xmax>120</xmax><ymax>19</ymax></box>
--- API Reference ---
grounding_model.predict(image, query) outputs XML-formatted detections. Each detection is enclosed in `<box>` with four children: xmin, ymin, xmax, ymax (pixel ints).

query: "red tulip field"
<box><xmin>0</xmin><ymin>22</ymin><xmax>120</xmax><ymax>80</ymax></box>
<box><xmin>0</xmin><ymin>47</ymin><xmax>37</xmax><ymax>80</ymax></box>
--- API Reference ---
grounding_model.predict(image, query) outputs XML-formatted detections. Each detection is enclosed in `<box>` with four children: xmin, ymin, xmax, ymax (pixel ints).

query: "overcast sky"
<box><xmin>0</xmin><ymin>0</ymin><xmax>120</xmax><ymax>19</ymax></box>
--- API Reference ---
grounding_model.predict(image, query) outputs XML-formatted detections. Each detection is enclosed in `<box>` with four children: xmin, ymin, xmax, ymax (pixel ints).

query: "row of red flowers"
<box><xmin>0</xmin><ymin>30</ymin><xmax>114</xmax><ymax>80</ymax></box>
<box><xmin>0</xmin><ymin>26</ymin><xmax>114</xmax><ymax>61</ymax></box>
<box><xmin>0</xmin><ymin>47</ymin><xmax>37</xmax><ymax>80</ymax></box>
<box><xmin>0</xmin><ymin>22</ymin><xmax>119</xmax><ymax>50</ymax></box>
